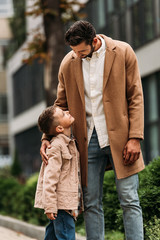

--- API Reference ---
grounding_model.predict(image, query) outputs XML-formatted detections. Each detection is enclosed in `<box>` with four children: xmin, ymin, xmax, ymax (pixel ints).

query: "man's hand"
<box><xmin>123</xmin><ymin>138</ymin><xmax>141</xmax><ymax>166</ymax></box>
<box><xmin>46</xmin><ymin>212</ymin><xmax>57</xmax><ymax>220</ymax></box>
<box><xmin>40</xmin><ymin>140</ymin><xmax>51</xmax><ymax>165</ymax></box>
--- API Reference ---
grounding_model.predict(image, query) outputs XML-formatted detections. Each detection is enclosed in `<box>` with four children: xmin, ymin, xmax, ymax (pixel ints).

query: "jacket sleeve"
<box><xmin>43</xmin><ymin>144</ymin><xmax>62</xmax><ymax>214</ymax></box>
<box><xmin>125</xmin><ymin>44</ymin><xmax>144</xmax><ymax>140</ymax></box>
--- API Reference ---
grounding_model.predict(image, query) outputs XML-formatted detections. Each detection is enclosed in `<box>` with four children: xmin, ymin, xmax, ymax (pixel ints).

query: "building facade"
<box><xmin>0</xmin><ymin>0</ymin><xmax>13</xmax><ymax>168</ymax></box>
<box><xmin>7</xmin><ymin>0</ymin><xmax>160</xmax><ymax>177</ymax></box>
<box><xmin>85</xmin><ymin>0</ymin><xmax>160</xmax><ymax>164</ymax></box>
<box><xmin>7</xmin><ymin>0</ymin><xmax>46</xmax><ymax>176</ymax></box>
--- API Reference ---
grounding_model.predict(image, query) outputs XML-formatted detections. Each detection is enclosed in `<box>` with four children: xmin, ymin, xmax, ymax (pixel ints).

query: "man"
<box><xmin>40</xmin><ymin>20</ymin><xmax>145</xmax><ymax>240</ymax></box>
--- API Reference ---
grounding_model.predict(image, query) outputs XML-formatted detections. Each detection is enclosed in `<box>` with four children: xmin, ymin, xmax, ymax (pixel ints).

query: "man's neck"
<box><xmin>94</xmin><ymin>36</ymin><xmax>102</xmax><ymax>52</ymax></box>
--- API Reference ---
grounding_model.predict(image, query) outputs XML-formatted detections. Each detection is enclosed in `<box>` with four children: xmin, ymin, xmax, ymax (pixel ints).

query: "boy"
<box><xmin>34</xmin><ymin>105</ymin><xmax>83</xmax><ymax>240</ymax></box>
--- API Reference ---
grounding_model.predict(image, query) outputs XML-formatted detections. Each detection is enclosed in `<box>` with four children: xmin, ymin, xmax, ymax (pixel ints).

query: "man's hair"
<box><xmin>65</xmin><ymin>20</ymin><xmax>96</xmax><ymax>46</ymax></box>
<box><xmin>38</xmin><ymin>105</ymin><xmax>58</xmax><ymax>135</ymax></box>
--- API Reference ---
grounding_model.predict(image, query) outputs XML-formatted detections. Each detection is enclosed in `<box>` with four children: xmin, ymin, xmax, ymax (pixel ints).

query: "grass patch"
<box><xmin>106</xmin><ymin>230</ymin><xmax>124</xmax><ymax>240</ymax></box>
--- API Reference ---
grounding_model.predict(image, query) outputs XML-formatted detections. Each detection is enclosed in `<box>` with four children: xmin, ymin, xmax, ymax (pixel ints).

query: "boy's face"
<box><xmin>54</xmin><ymin>107</ymin><xmax>75</xmax><ymax>129</ymax></box>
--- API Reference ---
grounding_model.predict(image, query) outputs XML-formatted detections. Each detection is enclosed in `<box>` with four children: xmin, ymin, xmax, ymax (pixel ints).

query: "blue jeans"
<box><xmin>44</xmin><ymin>210</ymin><xmax>75</xmax><ymax>240</ymax></box>
<box><xmin>83</xmin><ymin>128</ymin><xmax>143</xmax><ymax>240</ymax></box>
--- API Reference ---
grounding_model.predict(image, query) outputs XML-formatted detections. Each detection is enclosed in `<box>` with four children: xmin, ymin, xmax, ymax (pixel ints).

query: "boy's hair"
<box><xmin>38</xmin><ymin>105</ymin><xmax>58</xmax><ymax>135</ymax></box>
<box><xmin>65</xmin><ymin>20</ymin><xmax>96</xmax><ymax>46</ymax></box>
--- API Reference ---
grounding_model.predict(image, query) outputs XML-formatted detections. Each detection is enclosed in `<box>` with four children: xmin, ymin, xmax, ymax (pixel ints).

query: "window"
<box><xmin>15</xmin><ymin>126</ymin><xmax>42</xmax><ymax>176</ymax></box>
<box><xmin>142</xmin><ymin>72</ymin><xmax>160</xmax><ymax>164</ymax></box>
<box><xmin>0</xmin><ymin>94</ymin><xmax>7</xmax><ymax>122</ymax></box>
<box><xmin>131</xmin><ymin>0</ymin><xmax>155</xmax><ymax>48</ymax></box>
<box><xmin>131</xmin><ymin>2</ymin><xmax>142</xmax><ymax>48</ymax></box>
<box><xmin>98</xmin><ymin>0</ymin><xmax>106</xmax><ymax>29</ymax></box>
<box><xmin>143</xmin><ymin>0</ymin><xmax>155</xmax><ymax>41</ymax></box>
<box><xmin>13</xmin><ymin>59</ymin><xmax>45</xmax><ymax>116</ymax></box>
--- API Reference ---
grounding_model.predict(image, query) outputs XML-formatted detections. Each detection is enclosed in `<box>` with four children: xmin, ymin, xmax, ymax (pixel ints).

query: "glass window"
<box><xmin>149</xmin><ymin>124</ymin><xmax>160</xmax><ymax>160</ymax></box>
<box><xmin>119</xmin><ymin>13</ymin><xmax>126</xmax><ymax>41</ymax></box>
<box><xmin>13</xmin><ymin>59</ymin><xmax>45</xmax><ymax>116</ymax></box>
<box><xmin>132</xmin><ymin>3</ymin><xmax>141</xmax><ymax>48</ymax></box>
<box><xmin>15</xmin><ymin>126</ymin><xmax>42</xmax><ymax>176</ymax></box>
<box><xmin>148</xmin><ymin>75</ymin><xmax>158</xmax><ymax>122</ymax></box>
<box><xmin>107</xmin><ymin>0</ymin><xmax>114</xmax><ymax>13</ymax></box>
<box><xmin>142</xmin><ymin>72</ymin><xmax>160</xmax><ymax>164</ymax></box>
<box><xmin>98</xmin><ymin>0</ymin><xmax>106</xmax><ymax>29</ymax></box>
<box><xmin>0</xmin><ymin>95</ymin><xmax>7</xmax><ymax>122</ymax></box>
<box><xmin>144</xmin><ymin>0</ymin><xmax>154</xmax><ymax>41</ymax></box>
<box><xmin>127</xmin><ymin>0</ymin><xmax>139</xmax><ymax>6</ymax></box>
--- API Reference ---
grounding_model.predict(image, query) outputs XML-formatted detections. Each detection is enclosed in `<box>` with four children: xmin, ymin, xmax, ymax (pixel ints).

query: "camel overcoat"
<box><xmin>55</xmin><ymin>35</ymin><xmax>145</xmax><ymax>186</ymax></box>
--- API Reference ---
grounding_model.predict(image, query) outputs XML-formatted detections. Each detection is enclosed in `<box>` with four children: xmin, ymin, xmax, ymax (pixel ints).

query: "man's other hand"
<box><xmin>123</xmin><ymin>138</ymin><xmax>141</xmax><ymax>165</ymax></box>
<box><xmin>40</xmin><ymin>140</ymin><xmax>51</xmax><ymax>165</ymax></box>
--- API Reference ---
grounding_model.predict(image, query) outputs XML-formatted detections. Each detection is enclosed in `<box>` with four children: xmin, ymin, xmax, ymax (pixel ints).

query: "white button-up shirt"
<box><xmin>82</xmin><ymin>36</ymin><xmax>109</xmax><ymax>148</ymax></box>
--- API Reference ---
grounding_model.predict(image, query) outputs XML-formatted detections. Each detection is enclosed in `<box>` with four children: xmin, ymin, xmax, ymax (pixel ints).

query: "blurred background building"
<box><xmin>6</xmin><ymin>0</ymin><xmax>45</xmax><ymax>176</ymax></box>
<box><xmin>0</xmin><ymin>0</ymin><xmax>13</xmax><ymax>167</ymax></box>
<box><xmin>4</xmin><ymin>0</ymin><xmax>160</xmax><ymax>177</ymax></box>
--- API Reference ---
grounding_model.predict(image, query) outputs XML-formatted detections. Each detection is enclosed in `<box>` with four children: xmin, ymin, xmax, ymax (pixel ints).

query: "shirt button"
<box><xmin>84</xmin><ymin>137</ymin><xmax>87</xmax><ymax>141</ymax></box>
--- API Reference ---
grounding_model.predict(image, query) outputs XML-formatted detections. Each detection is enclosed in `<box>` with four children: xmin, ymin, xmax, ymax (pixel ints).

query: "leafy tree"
<box><xmin>4</xmin><ymin>0</ymin><xmax>26</xmax><ymax>63</ymax></box>
<box><xmin>24</xmin><ymin>0</ymin><xmax>87</xmax><ymax>106</ymax></box>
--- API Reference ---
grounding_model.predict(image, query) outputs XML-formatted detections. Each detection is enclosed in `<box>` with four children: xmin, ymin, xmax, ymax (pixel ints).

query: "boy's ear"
<box><xmin>56</xmin><ymin>125</ymin><xmax>64</xmax><ymax>133</ymax></box>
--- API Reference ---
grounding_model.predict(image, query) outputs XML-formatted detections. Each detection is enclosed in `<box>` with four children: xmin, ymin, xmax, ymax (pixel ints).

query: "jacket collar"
<box><xmin>51</xmin><ymin>133</ymin><xmax>72</xmax><ymax>145</ymax></box>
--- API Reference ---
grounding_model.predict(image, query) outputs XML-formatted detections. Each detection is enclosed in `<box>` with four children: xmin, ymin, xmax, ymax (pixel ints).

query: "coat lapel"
<box><xmin>72</xmin><ymin>57</ymin><xmax>85</xmax><ymax>107</ymax></box>
<box><xmin>103</xmin><ymin>48</ymin><xmax>116</xmax><ymax>91</ymax></box>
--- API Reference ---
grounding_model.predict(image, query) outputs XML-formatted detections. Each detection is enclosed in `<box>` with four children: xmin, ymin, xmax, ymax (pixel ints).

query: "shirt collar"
<box><xmin>83</xmin><ymin>35</ymin><xmax>106</xmax><ymax>61</ymax></box>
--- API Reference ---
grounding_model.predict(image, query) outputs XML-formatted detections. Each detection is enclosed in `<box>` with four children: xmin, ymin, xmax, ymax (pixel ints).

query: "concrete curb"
<box><xmin>0</xmin><ymin>215</ymin><xmax>86</xmax><ymax>240</ymax></box>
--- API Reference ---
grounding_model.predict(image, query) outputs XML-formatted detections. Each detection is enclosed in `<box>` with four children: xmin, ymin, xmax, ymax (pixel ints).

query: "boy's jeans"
<box><xmin>83</xmin><ymin>128</ymin><xmax>144</xmax><ymax>240</ymax></box>
<box><xmin>44</xmin><ymin>210</ymin><xmax>75</xmax><ymax>240</ymax></box>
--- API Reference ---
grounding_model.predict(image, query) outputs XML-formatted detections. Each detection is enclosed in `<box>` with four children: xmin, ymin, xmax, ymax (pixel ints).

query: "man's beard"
<box><xmin>84</xmin><ymin>44</ymin><xmax>95</xmax><ymax>58</ymax></box>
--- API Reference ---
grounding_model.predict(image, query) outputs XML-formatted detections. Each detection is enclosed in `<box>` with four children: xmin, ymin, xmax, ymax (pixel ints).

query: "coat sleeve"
<box><xmin>43</xmin><ymin>144</ymin><xmax>62</xmax><ymax>214</ymax></box>
<box><xmin>54</xmin><ymin>65</ymin><xmax>68</xmax><ymax>111</ymax></box>
<box><xmin>125</xmin><ymin>44</ymin><xmax>144</xmax><ymax>140</ymax></box>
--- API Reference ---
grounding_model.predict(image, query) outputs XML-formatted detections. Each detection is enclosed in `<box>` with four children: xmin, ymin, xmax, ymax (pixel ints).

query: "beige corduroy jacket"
<box><xmin>34</xmin><ymin>134</ymin><xmax>81</xmax><ymax>214</ymax></box>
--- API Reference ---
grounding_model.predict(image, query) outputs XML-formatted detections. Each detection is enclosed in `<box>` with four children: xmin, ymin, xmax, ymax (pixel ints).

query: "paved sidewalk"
<box><xmin>0</xmin><ymin>226</ymin><xmax>37</xmax><ymax>240</ymax></box>
<box><xmin>0</xmin><ymin>215</ymin><xmax>86</xmax><ymax>240</ymax></box>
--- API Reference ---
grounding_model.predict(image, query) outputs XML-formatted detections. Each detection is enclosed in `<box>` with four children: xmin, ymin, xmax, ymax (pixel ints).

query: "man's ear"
<box><xmin>56</xmin><ymin>125</ymin><xmax>64</xmax><ymax>133</ymax></box>
<box><xmin>93</xmin><ymin>37</ymin><xmax>98</xmax><ymax>44</ymax></box>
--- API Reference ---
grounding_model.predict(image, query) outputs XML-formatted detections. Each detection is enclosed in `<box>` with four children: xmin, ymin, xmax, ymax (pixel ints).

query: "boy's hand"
<box><xmin>40</xmin><ymin>140</ymin><xmax>51</xmax><ymax>165</ymax></box>
<box><xmin>123</xmin><ymin>138</ymin><xmax>140</xmax><ymax>165</ymax></box>
<box><xmin>46</xmin><ymin>213</ymin><xmax>57</xmax><ymax>220</ymax></box>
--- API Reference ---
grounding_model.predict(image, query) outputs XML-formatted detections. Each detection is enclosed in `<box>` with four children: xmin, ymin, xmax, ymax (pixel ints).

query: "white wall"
<box><xmin>136</xmin><ymin>38</ymin><xmax>160</xmax><ymax>78</ymax></box>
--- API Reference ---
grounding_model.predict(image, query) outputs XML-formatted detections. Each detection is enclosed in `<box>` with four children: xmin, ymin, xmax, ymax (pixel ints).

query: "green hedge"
<box><xmin>102</xmin><ymin>157</ymin><xmax>160</xmax><ymax>238</ymax></box>
<box><xmin>0</xmin><ymin>157</ymin><xmax>160</xmax><ymax>239</ymax></box>
<box><xmin>0</xmin><ymin>173</ymin><xmax>47</xmax><ymax>226</ymax></box>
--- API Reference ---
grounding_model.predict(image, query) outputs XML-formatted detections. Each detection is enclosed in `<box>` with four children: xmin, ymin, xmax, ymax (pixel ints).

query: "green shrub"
<box><xmin>15</xmin><ymin>173</ymin><xmax>48</xmax><ymax>225</ymax></box>
<box><xmin>144</xmin><ymin>216</ymin><xmax>160</xmax><ymax>240</ymax></box>
<box><xmin>0</xmin><ymin>157</ymin><xmax>160</xmax><ymax>236</ymax></box>
<box><xmin>0</xmin><ymin>177</ymin><xmax>22</xmax><ymax>214</ymax></box>
<box><xmin>0</xmin><ymin>173</ymin><xmax>47</xmax><ymax>226</ymax></box>
<box><xmin>103</xmin><ymin>170</ymin><xmax>123</xmax><ymax>231</ymax></box>
<box><xmin>139</xmin><ymin>157</ymin><xmax>160</xmax><ymax>224</ymax></box>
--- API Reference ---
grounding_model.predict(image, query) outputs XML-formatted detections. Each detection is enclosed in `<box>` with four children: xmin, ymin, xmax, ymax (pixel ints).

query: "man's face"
<box><xmin>70</xmin><ymin>41</ymin><xmax>95</xmax><ymax>59</ymax></box>
<box><xmin>54</xmin><ymin>107</ymin><xmax>75</xmax><ymax>129</ymax></box>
